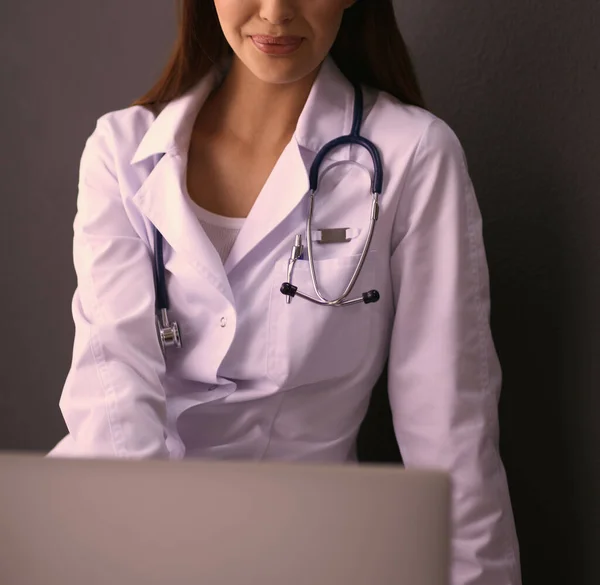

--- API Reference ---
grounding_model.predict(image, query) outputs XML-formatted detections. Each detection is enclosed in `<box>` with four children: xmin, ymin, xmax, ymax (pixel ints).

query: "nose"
<box><xmin>259</xmin><ymin>0</ymin><xmax>295</xmax><ymax>25</ymax></box>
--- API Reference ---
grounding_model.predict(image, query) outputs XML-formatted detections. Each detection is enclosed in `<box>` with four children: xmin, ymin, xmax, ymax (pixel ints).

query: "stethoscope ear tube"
<box><xmin>282</xmin><ymin>83</ymin><xmax>383</xmax><ymax>307</ymax></box>
<box><xmin>280</xmin><ymin>282</ymin><xmax>380</xmax><ymax>306</ymax></box>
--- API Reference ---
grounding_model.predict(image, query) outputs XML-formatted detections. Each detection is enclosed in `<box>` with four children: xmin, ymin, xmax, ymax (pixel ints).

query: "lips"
<box><xmin>250</xmin><ymin>35</ymin><xmax>303</xmax><ymax>56</ymax></box>
<box><xmin>251</xmin><ymin>35</ymin><xmax>302</xmax><ymax>45</ymax></box>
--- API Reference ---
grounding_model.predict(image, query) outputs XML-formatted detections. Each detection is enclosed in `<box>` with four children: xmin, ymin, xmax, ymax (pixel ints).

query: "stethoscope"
<box><xmin>153</xmin><ymin>82</ymin><xmax>382</xmax><ymax>354</ymax></box>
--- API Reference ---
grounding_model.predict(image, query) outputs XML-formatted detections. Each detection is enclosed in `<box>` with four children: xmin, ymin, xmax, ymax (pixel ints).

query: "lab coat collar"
<box><xmin>130</xmin><ymin>65</ymin><xmax>224</xmax><ymax>165</ymax></box>
<box><xmin>130</xmin><ymin>54</ymin><xmax>354</xmax><ymax>165</ymax></box>
<box><xmin>294</xmin><ymin>55</ymin><xmax>354</xmax><ymax>156</ymax></box>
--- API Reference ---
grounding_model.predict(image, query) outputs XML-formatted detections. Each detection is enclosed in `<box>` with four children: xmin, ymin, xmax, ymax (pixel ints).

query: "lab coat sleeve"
<box><xmin>56</xmin><ymin>117</ymin><xmax>169</xmax><ymax>459</ymax></box>
<box><xmin>387</xmin><ymin>118</ymin><xmax>521</xmax><ymax>585</ymax></box>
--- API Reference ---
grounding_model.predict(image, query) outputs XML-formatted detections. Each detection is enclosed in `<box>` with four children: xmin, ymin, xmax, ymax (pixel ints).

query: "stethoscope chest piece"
<box><xmin>156</xmin><ymin>308</ymin><xmax>182</xmax><ymax>353</ymax></box>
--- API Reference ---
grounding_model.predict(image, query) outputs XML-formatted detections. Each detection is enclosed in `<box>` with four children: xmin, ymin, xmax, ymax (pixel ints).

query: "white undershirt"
<box><xmin>189</xmin><ymin>200</ymin><xmax>245</xmax><ymax>264</ymax></box>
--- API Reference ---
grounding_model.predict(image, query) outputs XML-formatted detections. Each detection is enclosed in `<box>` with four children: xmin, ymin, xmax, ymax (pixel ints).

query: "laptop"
<box><xmin>0</xmin><ymin>453</ymin><xmax>450</xmax><ymax>585</ymax></box>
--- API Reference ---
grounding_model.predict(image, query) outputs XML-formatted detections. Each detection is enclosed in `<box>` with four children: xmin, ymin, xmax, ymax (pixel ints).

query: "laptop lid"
<box><xmin>0</xmin><ymin>454</ymin><xmax>450</xmax><ymax>585</ymax></box>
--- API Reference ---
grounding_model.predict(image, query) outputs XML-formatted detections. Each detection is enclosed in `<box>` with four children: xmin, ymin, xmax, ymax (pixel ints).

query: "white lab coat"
<box><xmin>50</xmin><ymin>56</ymin><xmax>521</xmax><ymax>584</ymax></box>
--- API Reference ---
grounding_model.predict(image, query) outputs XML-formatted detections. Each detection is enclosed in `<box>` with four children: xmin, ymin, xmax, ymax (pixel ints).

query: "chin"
<box><xmin>248</xmin><ymin>58</ymin><xmax>320</xmax><ymax>86</ymax></box>
<box><xmin>255</xmin><ymin>70</ymin><xmax>310</xmax><ymax>86</ymax></box>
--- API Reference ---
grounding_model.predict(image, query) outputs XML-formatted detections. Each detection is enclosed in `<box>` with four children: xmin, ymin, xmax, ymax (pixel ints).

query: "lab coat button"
<box><xmin>220</xmin><ymin>317</ymin><xmax>227</xmax><ymax>327</ymax></box>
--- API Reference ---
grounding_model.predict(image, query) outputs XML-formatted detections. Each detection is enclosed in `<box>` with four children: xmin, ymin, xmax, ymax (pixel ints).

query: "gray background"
<box><xmin>1</xmin><ymin>1</ymin><xmax>598</xmax><ymax>584</ymax></box>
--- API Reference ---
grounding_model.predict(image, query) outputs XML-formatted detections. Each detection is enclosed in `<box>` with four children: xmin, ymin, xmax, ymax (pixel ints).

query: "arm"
<box><xmin>57</xmin><ymin>117</ymin><xmax>169</xmax><ymax>458</ymax></box>
<box><xmin>388</xmin><ymin>119</ymin><xmax>521</xmax><ymax>584</ymax></box>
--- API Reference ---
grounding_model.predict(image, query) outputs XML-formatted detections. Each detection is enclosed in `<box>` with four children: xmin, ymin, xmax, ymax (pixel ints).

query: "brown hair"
<box><xmin>131</xmin><ymin>0</ymin><xmax>425</xmax><ymax>115</ymax></box>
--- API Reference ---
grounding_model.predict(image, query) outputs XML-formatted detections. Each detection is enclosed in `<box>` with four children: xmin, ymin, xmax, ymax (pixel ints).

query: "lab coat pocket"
<box><xmin>267</xmin><ymin>253</ymin><xmax>375</xmax><ymax>389</ymax></box>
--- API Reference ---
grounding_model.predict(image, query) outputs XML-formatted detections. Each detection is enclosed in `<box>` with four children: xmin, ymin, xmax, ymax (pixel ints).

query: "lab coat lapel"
<box><xmin>129</xmin><ymin>61</ymin><xmax>235</xmax><ymax>303</ymax></box>
<box><xmin>223</xmin><ymin>141</ymin><xmax>309</xmax><ymax>274</ymax></box>
<box><xmin>132</xmin><ymin>152</ymin><xmax>234</xmax><ymax>304</ymax></box>
<box><xmin>223</xmin><ymin>56</ymin><xmax>354</xmax><ymax>275</ymax></box>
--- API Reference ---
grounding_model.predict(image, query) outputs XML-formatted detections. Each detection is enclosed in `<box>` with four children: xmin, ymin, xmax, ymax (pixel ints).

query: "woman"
<box><xmin>50</xmin><ymin>0</ymin><xmax>521</xmax><ymax>583</ymax></box>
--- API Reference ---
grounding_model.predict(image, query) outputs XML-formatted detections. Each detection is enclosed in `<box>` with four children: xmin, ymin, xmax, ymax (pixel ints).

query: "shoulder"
<box><xmin>76</xmin><ymin>105</ymin><xmax>158</xmax><ymax>191</ymax></box>
<box><xmin>364</xmin><ymin>88</ymin><xmax>466</xmax><ymax>165</ymax></box>
<box><xmin>83</xmin><ymin>105</ymin><xmax>155</xmax><ymax>159</ymax></box>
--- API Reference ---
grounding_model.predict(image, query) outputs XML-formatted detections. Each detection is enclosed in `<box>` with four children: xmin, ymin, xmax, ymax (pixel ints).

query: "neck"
<box><xmin>197</xmin><ymin>56</ymin><xmax>321</xmax><ymax>152</ymax></box>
